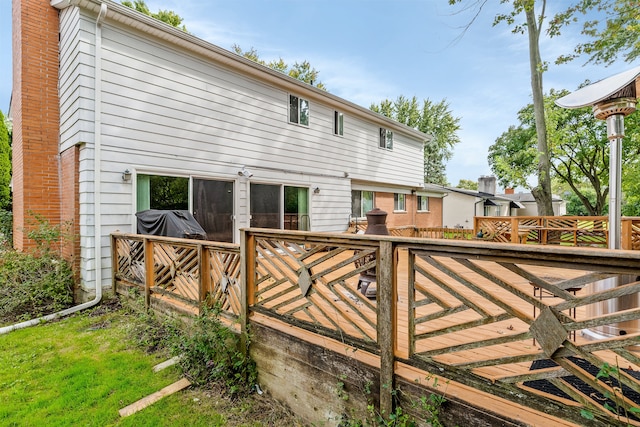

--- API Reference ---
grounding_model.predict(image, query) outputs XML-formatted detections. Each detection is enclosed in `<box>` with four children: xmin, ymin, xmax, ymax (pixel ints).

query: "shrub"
<box><xmin>0</xmin><ymin>215</ymin><xmax>75</xmax><ymax>325</ymax></box>
<box><xmin>0</xmin><ymin>250</ymin><xmax>74</xmax><ymax>324</ymax></box>
<box><xmin>171</xmin><ymin>305</ymin><xmax>257</xmax><ymax>395</ymax></box>
<box><xmin>0</xmin><ymin>209</ymin><xmax>11</xmax><ymax>248</ymax></box>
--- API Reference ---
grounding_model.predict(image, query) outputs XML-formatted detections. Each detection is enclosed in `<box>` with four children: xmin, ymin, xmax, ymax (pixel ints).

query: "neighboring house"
<box><xmin>440</xmin><ymin>176</ymin><xmax>524</xmax><ymax>228</ymax></box>
<box><xmin>499</xmin><ymin>189</ymin><xmax>567</xmax><ymax>216</ymax></box>
<box><xmin>11</xmin><ymin>0</ymin><xmax>434</xmax><ymax>298</ymax></box>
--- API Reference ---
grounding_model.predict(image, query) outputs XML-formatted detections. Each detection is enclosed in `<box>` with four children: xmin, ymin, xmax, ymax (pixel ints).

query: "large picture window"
<box><xmin>351</xmin><ymin>190</ymin><xmax>374</xmax><ymax>218</ymax></box>
<box><xmin>137</xmin><ymin>174</ymin><xmax>188</xmax><ymax>211</ymax></box>
<box><xmin>289</xmin><ymin>95</ymin><xmax>309</xmax><ymax>126</ymax></box>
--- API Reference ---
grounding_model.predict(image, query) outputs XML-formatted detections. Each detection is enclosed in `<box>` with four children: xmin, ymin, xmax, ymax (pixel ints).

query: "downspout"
<box><xmin>0</xmin><ymin>3</ymin><xmax>107</xmax><ymax>334</ymax></box>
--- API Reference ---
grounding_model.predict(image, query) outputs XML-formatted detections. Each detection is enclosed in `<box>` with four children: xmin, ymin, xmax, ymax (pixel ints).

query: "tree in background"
<box><xmin>122</xmin><ymin>0</ymin><xmax>187</xmax><ymax>31</ymax></box>
<box><xmin>456</xmin><ymin>179</ymin><xmax>478</xmax><ymax>190</ymax></box>
<box><xmin>449</xmin><ymin>1</ymin><xmax>619</xmax><ymax>215</ymax></box>
<box><xmin>370</xmin><ymin>96</ymin><xmax>461</xmax><ymax>186</ymax></box>
<box><xmin>450</xmin><ymin>0</ymin><xmax>555</xmax><ymax>214</ymax></box>
<box><xmin>0</xmin><ymin>110</ymin><xmax>10</xmax><ymax>211</ymax></box>
<box><xmin>555</xmin><ymin>0</ymin><xmax>640</xmax><ymax>66</ymax></box>
<box><xmin>489</xmin><ymin>87</ymin><xmax>640</xmax><ymax>215</ymax></box>
<box><xmin>232</xmin><ymin>45</ymin><xmax>327</xmax><ymax>90</ymax></box>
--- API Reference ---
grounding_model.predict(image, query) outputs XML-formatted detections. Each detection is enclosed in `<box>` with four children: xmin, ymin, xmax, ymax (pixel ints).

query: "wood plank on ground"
<box><xmin>119</xmin><ymin>377</ymin><xmax>191</xmax><ymax>417</ymax></box>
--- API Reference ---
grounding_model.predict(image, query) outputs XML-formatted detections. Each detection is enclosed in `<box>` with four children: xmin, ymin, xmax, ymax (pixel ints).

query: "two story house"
<box><xmin>11</xmin><ymin>0</ymin><xmax>438</xmax><ymax>299</ymax></box>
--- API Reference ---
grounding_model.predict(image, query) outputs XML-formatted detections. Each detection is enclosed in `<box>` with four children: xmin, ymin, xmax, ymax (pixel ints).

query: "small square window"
<box><xmin>379</xmin><ymin>128</ymin><xmax>393</xmax><ymax>150</ymax></box>
<box><xmin>394</xmin><ymin>193</ymin><xmax>406</xmax><ymax>211</ymax></box>
<box><xmin>417</xmin><ymin>196</ymin><xmax>429</xmax><ymax>211</ymax></box>
<box><xmin>334</xmin><ymin>111</ymin><xmax>344</xmax><ymax>136</ymax></box>
<box><xmin>289</xmin><ymin>94</ymin><xmax>309</xmax><ymax>126</ymax></box>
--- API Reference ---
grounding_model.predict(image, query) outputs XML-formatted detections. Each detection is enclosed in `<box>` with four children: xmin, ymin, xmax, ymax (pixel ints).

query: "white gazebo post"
<box><xmin>556</xmin><ymin>66</ymin><xmax>640</xmax><ymax>249</ymax></box>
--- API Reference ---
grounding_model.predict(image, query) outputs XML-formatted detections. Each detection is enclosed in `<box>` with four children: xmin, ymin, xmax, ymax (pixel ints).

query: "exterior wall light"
<box><xmin>313</xmin><ymin>187</ymin><xmax>320</xmax><ymax>194</ymax></box>
<box><xmin>122</xmin><ymin>169</ymin><xmax>132</xmax><ymax>182</ymax></box>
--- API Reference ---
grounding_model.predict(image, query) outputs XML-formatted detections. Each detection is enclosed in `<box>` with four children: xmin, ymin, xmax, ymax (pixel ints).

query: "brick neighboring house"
<box><xmin>10</xmin><ymin>0</ymin><xmax>442</xmax><ymax>299</ymax></box>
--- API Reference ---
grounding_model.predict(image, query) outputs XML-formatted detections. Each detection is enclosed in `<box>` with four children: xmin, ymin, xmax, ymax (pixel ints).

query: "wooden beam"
<box><xmin>378</xmin><ymin>241</ymin><xmax>395</xmax><ymax>418</ymax></box>
<box><xmin>119</xmin><ymin>378</ymin><xmax>191</xmax><ymax>417</ymax></box>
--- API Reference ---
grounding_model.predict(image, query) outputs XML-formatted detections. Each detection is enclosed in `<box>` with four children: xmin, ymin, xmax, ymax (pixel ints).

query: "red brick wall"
<box><xmin>373</xmin><ymin>192</ymin><xmax>443</xmax><ymax>229</ymax></box>
<box><xmin>60</xmin><ymin>146</ymin><xmax>80</xmax><ymax>273</ymax></box>
<box><xmin>12</xmin><ymin>0</ymin><xmax>61</xmax><ymax>250</ymax></box>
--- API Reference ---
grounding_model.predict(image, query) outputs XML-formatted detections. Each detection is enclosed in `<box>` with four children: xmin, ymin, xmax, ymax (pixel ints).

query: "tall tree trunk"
<box><xmin>525</xmin><ymin>5</ymin><xmax>554</xmax><ymax>215</ymax></box>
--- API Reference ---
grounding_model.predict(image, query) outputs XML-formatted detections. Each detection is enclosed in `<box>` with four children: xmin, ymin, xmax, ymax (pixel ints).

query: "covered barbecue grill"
<box><xmin>136</xmin><ymin>210</ymin><xmax>207</xmax><ymax>240</ymax></box>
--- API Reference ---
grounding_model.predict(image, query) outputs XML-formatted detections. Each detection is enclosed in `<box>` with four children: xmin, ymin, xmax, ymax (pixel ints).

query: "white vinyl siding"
<box><xmin>60</xmin><ymin>5</ymin><xmax>427</xmax><ymax>291</ymax></box>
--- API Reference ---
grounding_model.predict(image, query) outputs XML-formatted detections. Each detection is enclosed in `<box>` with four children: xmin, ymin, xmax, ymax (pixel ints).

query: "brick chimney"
<box><xmin>11</xmin><ymin>0</ymin><xmax>62</xmax><ymax>250</ymax></box>
<box><xmin>478</xmin><ymin>176</ymin><xmax>496</xmax><ymax>195</ymax></box>
<box><xmin>505</xmin><ymin>188</ymin><xmax>515</xmax><ymax>195</ymax></box>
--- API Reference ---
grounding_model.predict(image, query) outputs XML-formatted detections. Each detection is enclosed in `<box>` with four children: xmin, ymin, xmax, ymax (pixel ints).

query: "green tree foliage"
<box><xmin>0</xmin><ymin>110</ymin><xmax>11</xmax><ymax>210</ymax></box>
<box><xmin>553</xmin><ymin>0</ymin><xmax>640</xmax><ymax>66</ymax></box>
<box><xmin>456</xmin><ymin>179</ymin><xmax>478</xmax><ymax>190</ymax></box>
<box><xmin>232</xmin><ymin>45</ymin><xmax>327</xmax><ymax>90</ymax></box>
<box><xmin>489</xmin><ymin>87</ymin><xmax>640</xmax><ymax>215</ymax></box>
<box><xmin>121</xmin><ymin>0</ymin><xmax>187</xmax><ymax>32</ymax></box>
<box><xmin>449</xmin><ymin>1</ymin><xmax>609</xmax><ymax>215</ymax></box>
<box><xmin>370</xmin><ymin>96</ymin><xmax>461</xmax><ymax>186</ymax></box>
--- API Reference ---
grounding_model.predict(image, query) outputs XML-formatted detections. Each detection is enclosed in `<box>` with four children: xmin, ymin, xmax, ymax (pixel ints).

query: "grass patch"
<box><xmin>0</xmin><ymin>298</ymin><xmax>304</xmax><ymax>426</ymax></box>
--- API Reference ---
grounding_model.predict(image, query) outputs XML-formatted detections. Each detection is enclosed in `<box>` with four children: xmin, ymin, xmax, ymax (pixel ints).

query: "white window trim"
<box><xmin>417</xmin><ymin>195</ymin><xmax>430</xmax><ymax>212</ymax></box>
<box><xmin>289</xmin><ymin>94</ymin><xmax>310</xmax><ymax>127</ymax></box>
<box><xmin>394</xmin><ymin>193</ymin><xmax>406</xmax><ymax>212</ymax></box>
<box><xmin>379</xmin><ymin>127</ymin><xmax>393</xmax><ymax>150</ymax></box>
<box><xmin>334</xmin><ymin>110</ymin><xmax>344</xmax><ymax>136</ymax></box>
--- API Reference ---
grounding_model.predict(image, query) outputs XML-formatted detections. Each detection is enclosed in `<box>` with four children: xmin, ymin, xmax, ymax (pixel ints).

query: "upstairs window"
<box><xmin>334</xmin><ymin>111</ymin><xmax>344</xmax><ymax>136</ymax></box>
<box><xmin>289</xmin><ymin>95</ymin><xmax>309</xmax><ymax>126</ymax></box>
<box><xmin>417</xmin><ymin>195</ymin><xmax>429</xmax><ymax>212</ymax></box>
<box><xmin>394</xmin><ymin>193</ymin><xmax>406</xmax><ymax>211</ymax></box>
<box><xmin>379</xmin><ymin>128</ymin><xmax>393</xmax><ymax>150</ymax></box>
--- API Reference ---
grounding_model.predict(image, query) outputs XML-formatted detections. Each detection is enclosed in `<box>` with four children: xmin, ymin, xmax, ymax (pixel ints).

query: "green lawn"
<box><xmin>0</xmin><ymin>302</ymin><xmax>301</xmax><ymax>427</ymax></box>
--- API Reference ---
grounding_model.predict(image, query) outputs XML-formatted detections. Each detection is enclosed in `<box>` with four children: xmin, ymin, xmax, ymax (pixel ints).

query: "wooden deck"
<box><xmin>112</xmin><ymin>231</ymin><xmax>640</xmax><ymax>426</ymax></box>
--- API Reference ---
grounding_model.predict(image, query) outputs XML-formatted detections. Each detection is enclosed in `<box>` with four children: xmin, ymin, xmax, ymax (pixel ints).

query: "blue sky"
<box><xmin>0</xmin><ymin>1</ymin><xmax>635</xmax><ymax>188</ymax></box>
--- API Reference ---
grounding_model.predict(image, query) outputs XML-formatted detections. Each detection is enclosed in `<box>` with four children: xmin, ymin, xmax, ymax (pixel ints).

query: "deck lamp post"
<box><xmin>557</xmin><ymin>67</ymin><xmax>640</xmax><ymax>340</ymax></box>
<box><xmin>556</xmin><ymin>66</ymin><xmax>640</xmax><ymax>249</ymax></box>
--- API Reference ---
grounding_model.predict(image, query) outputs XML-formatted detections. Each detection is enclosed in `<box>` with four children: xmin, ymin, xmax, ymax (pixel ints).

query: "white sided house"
<box><xmin>12</xmin><ymin>0</ymin><xmax>430</xmax><ymax>297</ymax></box>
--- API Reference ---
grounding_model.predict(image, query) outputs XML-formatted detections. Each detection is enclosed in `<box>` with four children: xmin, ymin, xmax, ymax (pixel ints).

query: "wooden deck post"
<box><xmin>198</xmin><ymin>244</ymin><xmax>211</xmax><ymax>315</ymax></box>
<box><xmin>622</xmin><ymin>218</ymin><xmax>633</xmax><ymax>250</ymax></box>
<box><xmin>144</xmin><ymin>237</ymin><xmax>153</xmax><ymax>308</ymax></box>
<box><xmin>240</xmin><ymin>230</ymin><xmax>254</xmax><ymax>344</ymax></box>
<box><xmin>111</xmin><ymin>234</ymin><xmax>118</xmax><ymax>294</ymax></box>
<box><xmin>510</xmin><ymin>218</ymin><xmax>520</xmax><ymax>244</ymax></box>
<box><xmin>378</xmin><ymin>240</ymin><xmax>396</xmax><ymax>418</ymax></box>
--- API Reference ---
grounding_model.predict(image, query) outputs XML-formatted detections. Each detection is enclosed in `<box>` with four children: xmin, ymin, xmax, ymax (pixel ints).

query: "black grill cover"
<box><xmin>136</xmin><ymin>210</ymin><xmax>207</xmax><ymax>240</ymax></box>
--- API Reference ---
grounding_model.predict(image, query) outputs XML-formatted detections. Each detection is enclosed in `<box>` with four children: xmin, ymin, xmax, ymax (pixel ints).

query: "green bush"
<box><xmin>0</xmin><ymin>209</ymin><xmax>11</xmax><ymax>248</ymax></box>
<box><xmin>0</xmin><ymin>250</ymin><xmax>74</xmax><ymax>324</ymax></box>
<box><xmin>124</xmin><ymin>299</ymin><xmax>258</xmax><ymax>396</ymax></box>
<box><xmin>171</xmin><ymin>305</ymin><xmax>257</xmax><ymax>395</ymax></box>
<box><xmin>0</xmin><ymin>215</ymin><xmax>75</xmax><ymax>325</ymax></box>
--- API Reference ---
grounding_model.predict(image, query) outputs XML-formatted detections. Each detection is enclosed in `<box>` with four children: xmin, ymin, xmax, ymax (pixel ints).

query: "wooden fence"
<box><xmin>474</xmin><ymin>216</ymin><xmax>640</xmax><ymax>249</ymax></box>
<box><xmin>111</xmin><ymin>230</ymin><xmax>640</xmax><ymax>426</ymax></box>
